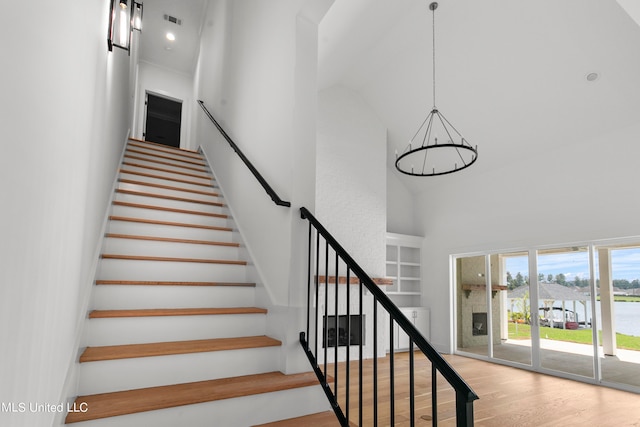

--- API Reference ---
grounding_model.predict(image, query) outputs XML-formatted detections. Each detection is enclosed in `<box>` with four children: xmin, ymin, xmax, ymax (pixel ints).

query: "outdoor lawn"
<box><xmin>508</xmin><ymin>322</ymin><xmax>640</xmax><ymax>351</ymax></box>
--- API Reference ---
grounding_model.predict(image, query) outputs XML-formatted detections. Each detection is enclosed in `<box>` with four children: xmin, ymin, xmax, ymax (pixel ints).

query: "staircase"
<box><xmin>66</xmin><ymin>139</ymin><xmax>329</xmax><ymax>426</ymax></box>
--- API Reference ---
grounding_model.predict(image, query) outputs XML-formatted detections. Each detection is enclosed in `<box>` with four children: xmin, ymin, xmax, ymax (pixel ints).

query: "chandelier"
<box><xmin>395</xmin><ymin>2</ymin><xmax>477</xmax><ymax>177</ymax></box>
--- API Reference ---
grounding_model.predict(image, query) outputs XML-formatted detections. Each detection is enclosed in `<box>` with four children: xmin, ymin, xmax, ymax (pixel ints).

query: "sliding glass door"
<box><xmin>595</xmin><ymin>245</ymin><xmax>640</xmax><ymax>389</ymax></box>
<box><xmin>455</xmin><ymin>252</ymin><xmax>532</xmax><ymax>365</ymax></box>
<box><xmin>536</xmin><ymin>246</ymin><xmax>594</xmax><ymax>378</ymax></box>
<box><xmin>455</xmin><ymin>255</ymin><xmax>489</xmax><ymax>358</ymax></box>
<box><xmin>495</xmin><ymin>251</ymin><xmax>532</xmax><ymax>366</ymax></box>
<box><xmin>455</xmin><ymin>240</ymin><xmax>640</xmax><ymax>392</ymax></box>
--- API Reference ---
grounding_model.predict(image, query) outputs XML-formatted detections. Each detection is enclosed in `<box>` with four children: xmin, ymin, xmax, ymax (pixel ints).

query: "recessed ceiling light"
<box><xmin>166</xmin><ymin>32</ymin><xmax>176</xmax><ymax>41</ymax></box>
<box><xmin>586</xmin><ymin>72</ymin><xmax>599</xmax><ymax>82</ymax></box>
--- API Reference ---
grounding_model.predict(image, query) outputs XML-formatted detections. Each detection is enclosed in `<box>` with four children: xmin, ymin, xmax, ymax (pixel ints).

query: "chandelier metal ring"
<box><xmin>395</xmin><ymin>1</ymin><xmax>478</xmax><ymax>177</ymax></box>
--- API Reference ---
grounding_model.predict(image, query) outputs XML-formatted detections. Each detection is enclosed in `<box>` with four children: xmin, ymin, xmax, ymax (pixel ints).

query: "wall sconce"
<box><xmin>107</xmin><ymin>0</ymin><xmax>143</xmax><ymax>52</ymax></box>
<box><xmin>132</xmin><ymin>2</ymin><xmax>143</xmax><ymax>32</ymax></box>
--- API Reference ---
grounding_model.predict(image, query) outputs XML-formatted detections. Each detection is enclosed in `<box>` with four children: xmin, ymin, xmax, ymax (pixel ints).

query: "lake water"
<box><xmin>581</xmin><ymin>301</ymin><xmax>640</xmax><ymax>337</ymax></box>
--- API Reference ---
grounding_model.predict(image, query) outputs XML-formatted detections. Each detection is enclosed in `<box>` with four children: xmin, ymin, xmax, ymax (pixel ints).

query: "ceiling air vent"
<box><xmin>163</xmin><ymin>14</ymin><xmax>182</xmax><ymax>25</ymax></box>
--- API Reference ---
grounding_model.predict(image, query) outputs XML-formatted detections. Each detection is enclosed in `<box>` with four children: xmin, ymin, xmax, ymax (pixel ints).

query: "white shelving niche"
<box><xmin>385</xmin><ymin>232</ymin><xmax>423</xmax><ymax>307</ymax></box>
<box><xmin>385</xmin><ymin>233</ymin><xmax>429</xmax><ymax>351</ymax></box>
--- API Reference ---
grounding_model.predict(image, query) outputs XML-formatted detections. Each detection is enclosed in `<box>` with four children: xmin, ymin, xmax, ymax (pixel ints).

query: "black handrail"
<box><xmin>197</xmin><ymin>100</ymin><xmax>291</xmax><ymax>208</ymax></box>
<box><xmin>299</xmin><ymin>206</ymin><xmax>478</xmax><ymax>426</ymax></box>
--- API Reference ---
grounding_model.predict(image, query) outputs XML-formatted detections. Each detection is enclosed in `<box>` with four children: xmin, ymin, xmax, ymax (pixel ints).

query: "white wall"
<box><xmin>0</xmin><ymin>1</ymin><xmax>132</xmax><ymax>426</ymax></box>
<box><xmin>417</xmin><ymin>122</ymin><xmax>640</xmax><ymax>352</ymax></box>
<box><xmin>134</xmin><ymin>61</ymin><xmax>195</xmax><ymax>150</ymax></box>
<box><xmin>387</xmin><ymin>167</ymin><xmax>417</xmax><ymax>235</ymax></box>
<box><xmin>316</xmin><ymin>85</ymin><xmax>387</xmax><ymax>278</ymax></box>
<box><xmin>193</xmin><ymin>0</ymin><xmax>332</xmax><ymax>373</ymax></box>
<box><xmin>314</xmin><ymin>85</ymin><xmax>388</xmax><ymax>361</ymax></box>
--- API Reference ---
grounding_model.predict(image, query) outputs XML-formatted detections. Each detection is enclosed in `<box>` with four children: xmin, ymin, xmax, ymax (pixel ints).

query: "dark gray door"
<box><xmin>144</xmin><ymin>93</ymin><xmax>182</xmax><ymax>148</ymax></box>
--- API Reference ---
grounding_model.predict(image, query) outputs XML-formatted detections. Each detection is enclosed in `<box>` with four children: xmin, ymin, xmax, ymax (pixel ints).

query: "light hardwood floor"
<box><xmin>316</xmin><ymin>352</ymin><xmax>640</xmax><ymax>426</ymax></box>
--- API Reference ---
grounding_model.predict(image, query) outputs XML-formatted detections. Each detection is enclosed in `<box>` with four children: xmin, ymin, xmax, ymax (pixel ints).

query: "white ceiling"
<box><xmin>138</xmin><ymin>0</ymin><xmax>206</xmax><ymax>75</ymax></box>
<box><xmin>320</xmin><ymin>0</ymin><xmax>640</xmax><ymax>193</ymax></box>
<box><xmin>138</xmin><ymin>0</ymin><xmax>640</xmax><ymax>194</ymax></box>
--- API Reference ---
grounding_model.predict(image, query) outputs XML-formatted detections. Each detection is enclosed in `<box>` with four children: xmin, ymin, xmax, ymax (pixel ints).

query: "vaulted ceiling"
<box><xmin>138</xmin><ymin>0</ymin><xmax>640</xmax><ymax>193</ymax></box>
<box><xmin>319</xmin><ymin>0</ymin><xmax>640</xmax><ymax>192</ymax></box>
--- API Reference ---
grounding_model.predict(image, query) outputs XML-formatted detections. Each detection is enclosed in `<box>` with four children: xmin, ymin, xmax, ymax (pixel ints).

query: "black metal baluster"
<box><xmin>345</xmin><ymin>268</ymin><xmax>351</xmax><ymax>423</ymax></box>
<box><xmin>432</xmin><ymin>363</ymin><xmax>437</xmax><ymax>427</ymax></box>
<box><xmin>359</xmin><ymin>279</ymin><xmax>363</xmax><ymax>426</ymax></box>
<box><xmin>314</xmin><ymin>230</ymin><xmax>320</xmax><ymax>358</ymax></box>
<box><xmin>373</xmin><ymin>299</ymin><xmax>378</xmax><ymax>427</ymax></box>
<box><xmin>410</xmin><ymin>339</ymin><xmax>415</xmax><ymax>427</ymax></box>
<box><xmin>456</xmin><ymin>389</ymin><xmax>475</xmax><ymax>427</ymax></box>
<box><xmin>390</xmin><ymin>317</ymin><xmax>395</xmax><ymax>425</ymax></box>
<box><xmin>324</xmin><ymin>241</ymin><xmax>329</xmax><ymax>376</ymax></box>
<box><xmin>334</xmin><ymin>252</ymin><xmax>339</xmax><ymax>401</ymax></box>
<box><xmin>305</xmin><ymin>222</ymin><xmax>311</xmax><ymax>350</ymax></box>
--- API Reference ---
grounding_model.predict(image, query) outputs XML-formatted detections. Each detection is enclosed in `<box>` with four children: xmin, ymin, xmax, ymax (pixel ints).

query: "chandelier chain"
<box><xmin>394</xmin><ymin>1</ymin><xmax>478</xmax><ymax>177</ymax></box>
<box><xmin>432</xmin><ymin>3</ymin><xmax>436</xmax><ymax>108</ymax></box>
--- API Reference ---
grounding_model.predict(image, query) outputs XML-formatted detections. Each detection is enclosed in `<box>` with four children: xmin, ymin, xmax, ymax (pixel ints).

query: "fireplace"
<box><xmin>322</xmin><ymin>314</ymin><xmax>365</xmax><ymax>348</ymax></box>
<box><xmin>472</xmin><ymin>312</ymin><xmax>487</xmax><ymax>336</ymax></box>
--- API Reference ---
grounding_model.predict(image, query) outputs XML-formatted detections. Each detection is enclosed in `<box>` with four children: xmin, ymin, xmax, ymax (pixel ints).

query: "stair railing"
<box><xmin>197</xmin><ymin>100</ymin><xmax>291</xmax><ymax>207</ymax></box>
<box><xmin>299</xmin><ymin>207</ymin><xmax>478</xmax><ymax>427</ymax></box>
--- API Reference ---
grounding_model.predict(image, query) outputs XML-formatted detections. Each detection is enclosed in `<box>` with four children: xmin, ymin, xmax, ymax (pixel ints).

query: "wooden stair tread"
<box><xmin>112</xmin><ymin>201</ymin><xmax>227</xmax><ymax>218</ymax></box>
<box><xmin>124</xmin><ymin>154</ymin><xmax>208</xmax><ymax>173</ymax></box>
<box><xmin>105</xmin><ymin>233</ymin><xmax>239</xmax><ymax>247</ymax></box>
<box><xmin>101</xmin><ymin>254</ymin><xmax>247</xmax><ymax>265</ymax></box>
<box><xmin>119</xmin><ymin>168</ymin><xmax>214</xmax><ymax>187</ymax></box>
<box><xmin>95</xmin><ymin>280</ymin><xmax>256</xmax><ymax>287</ymax></box>
<box><xmin>116</xmin><ymin>189</ymin><xmax>224</xmax><ymax>207</ymax></box>
<box><xmin>126</xmin><ymin>147</ymin><xmax>206</xmax><ymax>167</ymax></box>
<box><xmin>79</xmin><ymin>335</ymin><xmax>281</xmax><ymax>362</ymax></box>
<box><xmin>65</xmin><ymin>371</ymin><xmax>319</xmax><ymax>424</ymax></box>
<box><xmin>89</xmin><ymin>307</ymin><xmax>268</xmax><ymax>318</ymax></box>
<box><xmin>108</xmin><ymin>216</ymin><xmax>231</xmax><ymax>231</ymax></box>
<box><xmin>122</xmin><ymin>161</ymin><xmax>211</xmax><ymax>180</ymax></box>
<box><xmin>253</xmin><ymin>411</ymin><xmax>352</xmax><ymax>427</ymax></box>
<box><xmin>127</xmin><ymin>141</ymin><xmax>204</xmax><ymax>162</ymax></box>
<box><xmin>119</xmin><ymin>178</ymin><xmax>219</xmax><ymax>197</ymax></box>
<box><xmin>128</xmin><ymin>137</ymin><xmax>201</xmax><ymax>157</ymax></box>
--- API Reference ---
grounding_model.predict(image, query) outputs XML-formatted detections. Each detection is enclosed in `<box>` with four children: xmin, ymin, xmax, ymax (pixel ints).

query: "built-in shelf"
<box><xmin>461</xmin><ymin>284</ymin><xmax>508</xmax><ymax>299</ymax></box>
<box><xmin>386</xmin><ymin>233</ymin><xmax>423</xmax><ymax>307</ymax></box>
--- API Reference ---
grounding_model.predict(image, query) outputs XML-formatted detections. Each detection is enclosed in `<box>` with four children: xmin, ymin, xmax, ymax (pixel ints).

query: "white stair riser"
<box><xmin>114</xmin><ymin>192</ymin><xmax>225</xmax><ymax>214</ymax></box>
<box><xmin>124</xmin><ymin>153</ymin><xmax>207</xmax><ymax>175</ymax></box>
<box><xmin>91</xmin><ymin>285</ymin><xmax>255</xmax><ymax>310</ymax></box>
<box><xmin>117</xmin><ymin>181</ymin><xmax>221</xmax><ymax>204</ymax></box>
<box><xmin>102</xmin><ymin>237</ymin><xmax>241</xmax><ymax>260</ymax></box>
<box><xmin>66</xmin><ymin>386</ymin><xmax>329</xmax><ymax>427</ymax></box>
<box><xmin>85</xmin><ymin>314</ymin><xmax>267</xmax><ymax>346</ymax></box>
<box><xmin>127</xmin><ymin>144</ymin><xmax>204</xmax><ymax>163</ymax></box>
<box><xmin>97</xmin><ymin>259</ymin><xmax>247</xmax><ymax>283</ymax></box>
<box><xmin>110</xmin><ymin>204</ymin><xmax>232</xmax><ymax>228</ymax></box>
<box><xmin>120</xmin><ymin>163</ymin><xmax>212</xmax><ymax>185</ymax></box>
<box><xmin>119</xmin><ymin>171</ymin><xmax>215</xmax><ymax>194</ymax></box>
<box><xmin>78</xmin><ymin>346</ymin><xmax>281</xmax><ymax>395</ymax></box>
